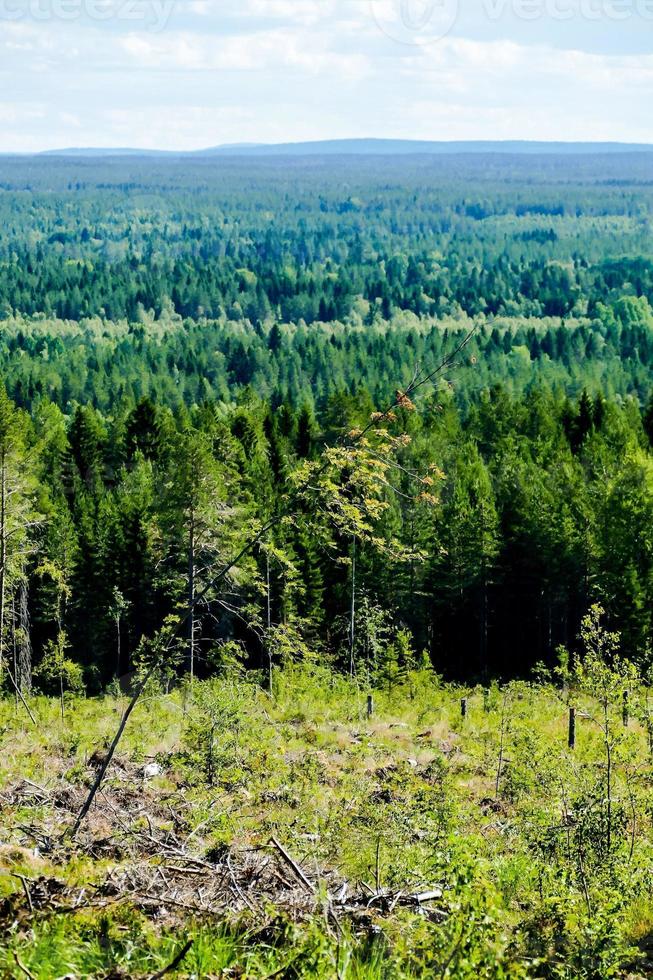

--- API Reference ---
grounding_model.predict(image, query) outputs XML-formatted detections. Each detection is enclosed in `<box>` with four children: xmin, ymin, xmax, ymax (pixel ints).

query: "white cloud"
<box><xmin>0</xmin><ymin>103</ymin><xmax>46</xmax><ymax>124</ymax></box>
<box><xmin>407</xmin><ymin>35</ymin><xmax>653</xmax><ymax>93</ymax></box>
<box><xmin>1</xmin><ymin>0</ymin><xmax>653</xmax><ymax>150</ymax></box>
<box><xmin>243</xmin><ymin>0</ymin><xmax>338</xmax><ymax>25</ymax></box>
<box><xmin>102</xmin><ymin>104</ymin><xmax>258</xmax><ymax>147</ymax></box>
<box><xmin>118</xmin><ymin>26</ymin><xmax>370</xmax><ymax>77</ymax></box>
<box><xmin>59</xmin><ymin>111</ymin><xmax>82</xmax><ymax>127</ymax></box>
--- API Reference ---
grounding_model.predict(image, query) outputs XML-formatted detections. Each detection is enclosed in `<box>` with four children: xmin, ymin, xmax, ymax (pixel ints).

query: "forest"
<box><xmin>3</xmin><ymin>152</ymin><xmax>653</xmax><ymax>977</ymax></box>
<box><xmin>2</xmin><ymin>153</ymin><xmax>653</xmax><ymax>686</ymax></box>
<box><xmin>6</xmin><ymin>374</ymin><xmax>653</xmax><ymax>694</ymax></box>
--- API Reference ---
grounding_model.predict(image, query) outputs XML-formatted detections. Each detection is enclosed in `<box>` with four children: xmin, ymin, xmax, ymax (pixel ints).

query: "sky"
<box><xmin>1</xmin><ymin>0</ymin><xmax>653</xmax><ymax>151</ymax></box>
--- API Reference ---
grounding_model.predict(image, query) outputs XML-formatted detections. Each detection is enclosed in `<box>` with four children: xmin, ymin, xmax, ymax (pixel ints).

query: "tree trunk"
<box><xmin>480</xmin><ymin>573</ymin><xmax>488</xmax><ymax>679</ymax></box>
<box><xmin>349</xmin><ymin>537</ymin><xmax>356</xmax><ymax>677</ymax></box>
<box><xmin>0</xmin><ymin>452</ymin><xmax>7</xmax><ymax>682</ymax></box>
<box><xmin>266</xmin><ymin>553</ymin><xmax>273</xmax><ymax>693</ymax></box>
<box><xmin>12</xmin><ymin>594</ymin><xmax>17</xmax><ymax>710</ymax></box>
<box><xmin>115</xmin><ymin>615</ymin><xmax>121</xmax><ymax>680</ymax></box>
<box><xmin>187</xmin><ymin>518</ymin><xmax>195</xmax><ymax>682</ymax></box>
<box><xmin>18</xmin><ymin>581</ymin><xmax>32</xmax><ymax>694</ymax></box>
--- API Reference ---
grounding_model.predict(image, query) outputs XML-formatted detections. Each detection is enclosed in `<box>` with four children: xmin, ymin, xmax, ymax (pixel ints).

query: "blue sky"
<box><xmin>1</xmin><ymin>0</ymin><xmax>653</xmax><ymax>151</ymax></box>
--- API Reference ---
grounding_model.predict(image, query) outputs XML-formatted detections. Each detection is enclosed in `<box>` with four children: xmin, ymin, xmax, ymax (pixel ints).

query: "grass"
<box><xmin>1</xmin><ymin>664</ymin><xmax>653</xmax><ymax>978</ymax></box>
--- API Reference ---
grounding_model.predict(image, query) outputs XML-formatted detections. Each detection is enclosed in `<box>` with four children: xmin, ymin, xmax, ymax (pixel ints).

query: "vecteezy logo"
<box><xmin>370</xmin><ymin>0</ymin><xmax>459</xmax><ymax>45</ymax></box>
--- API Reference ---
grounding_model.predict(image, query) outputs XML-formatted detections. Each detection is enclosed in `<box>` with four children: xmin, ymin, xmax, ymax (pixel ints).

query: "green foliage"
<box><xmin>32</xmin><ymin>631</ymin><xmax>84</xmax><ymax>697</ymax></box>
<box><xmin>3</xmin><ymin>378</ymin><xmax>653</xmax><ymax>689</ymax></box>
<box><xmin>1</xmin><ymin>155</ymin><xmax>653</xmax><ymax>331</ymax></box>
<box><xmin>557</xmin><ymin>607</ymin><xmax>641</xmax><ymax>865</ymax></box>
<box><xmin>2</xmin><ymin>669</ymin><xmax>653</xmax><ymax>977</ymax></box>
<box><xmin>178</xmin><ymin>679</ymin><xmax>255</xmax><ymax>789</ymax></box>
<box><xmin>6</xmin><ymin>150</ymin><xmax>653</xmax><ymax>975</ymax></box>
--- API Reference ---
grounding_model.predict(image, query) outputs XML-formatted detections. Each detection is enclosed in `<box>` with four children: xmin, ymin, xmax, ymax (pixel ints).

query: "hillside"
<box><xmin>2</xmin><ymin>152</ymin><xmax>653</xmax><ymax>684</ymax></box>
<box><xmin>1</xmin><ymin>153</ymin><xmax>653</xmax><ymax>980</ymax></box>
<box><xmin>33</xmin><ymin>139</ymin><xmax>653</xmax><ymax>158</ymax></box>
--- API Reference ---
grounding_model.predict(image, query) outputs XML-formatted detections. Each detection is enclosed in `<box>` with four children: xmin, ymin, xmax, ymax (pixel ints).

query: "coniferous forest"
<box><xmin>3</xmin><ymin>152</ymin><xmax>653</xmax><ymax>686</ymax></box>
<box><xmin>6</xmin><ymin>151</ymin><xmax>653</xmax><ymax>977</ymax></box>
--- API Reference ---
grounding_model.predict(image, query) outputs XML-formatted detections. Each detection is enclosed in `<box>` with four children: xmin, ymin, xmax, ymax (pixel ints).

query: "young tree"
<box><xmin>593</xmin><ymin>450</ymin><xmax>653</xmax><ymax>657</ymax></box>
<box><xmin>558</xmin><ymin>605</ymin><xmax>639</xmax><ymax>857</ymax></box>
<box><xmin>0</xmin><ymin>386</ymin><xmax>41</xmax><ymax>691</ymax></box>
<box><xmin>158</xmin><ymin>428</ymin><xmax>249</xmax><ymax>682</ymax></box>
<box><xmin>34</xmin><ymin>558</ymin><xmax>75</xmax><ymax>720</ymax></box>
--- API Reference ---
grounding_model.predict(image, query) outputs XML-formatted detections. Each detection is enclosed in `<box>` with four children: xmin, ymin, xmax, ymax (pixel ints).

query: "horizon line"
<box><xmin>2</xmin><ymin>137</ymin><xmax>653</xmax><ymax>158</ymax></box>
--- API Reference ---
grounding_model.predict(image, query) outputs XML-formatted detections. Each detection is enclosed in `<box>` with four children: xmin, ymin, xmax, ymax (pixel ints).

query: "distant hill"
<box><xmin>39</xmin><ymin>147</ymin><xmax>179</xmax><ymax>158</ymax></box>
<box><xmin>34</xmin><ymin>138</ymin><xmax>653</xmax><ymax>158</ymax></box>
<box><xmin>201</xmin><ymin>139</ymin><xmax>653</xmax><ymax>157</ymax></box>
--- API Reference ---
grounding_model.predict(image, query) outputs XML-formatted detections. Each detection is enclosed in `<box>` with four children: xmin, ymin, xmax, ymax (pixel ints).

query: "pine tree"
<box><xmin>157</xmin><ymin>428</ymin><xmax>248</xmax><ymax>681</ymax></box>
<box><xmin>125</xmin><ymin>397</ymin><xmax>161</xmax><ymax>463</ymax></box>
<box><xmin>0</xmin><ymin>386</ymin><xmax>41</xmax><ymax>691</ymax></box>
<box><xmin>428</xmin><ymin>444</ymin><xmax>499</xmax><ymax>675</ymax></box>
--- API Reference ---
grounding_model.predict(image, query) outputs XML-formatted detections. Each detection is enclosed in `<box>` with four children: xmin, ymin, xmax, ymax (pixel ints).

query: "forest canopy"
<box><xmin>2</xmin><ymin>152</ymin><xmax>653</xmax><ymax>692</ymax></box>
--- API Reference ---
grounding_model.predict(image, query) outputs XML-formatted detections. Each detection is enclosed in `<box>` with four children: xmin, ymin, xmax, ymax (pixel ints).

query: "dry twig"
<box><xmin>269</xmin><ymin>837</ymin><xmax>315</xmax><ymax>894</ymax></box>
<box><xmin>149</xmin><ymin>939</ymin><xmax>193</xmax><ymax>979</ymax></box>
<box><xmin>13</xmin><ymin>953</ymin><xmax>36</xmax><ymax>980</ymax></box>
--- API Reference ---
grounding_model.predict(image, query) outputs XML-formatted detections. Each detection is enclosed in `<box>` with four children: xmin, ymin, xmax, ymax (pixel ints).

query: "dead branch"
<box><xmin>4</xmin><ymin>665</ymin><xmax>37</xmax><ymax>726</ymax></box>
<box><xmin>11</xmin><ymin>873</ymin><xmax>34</xmax><ymax>912</ymax></box>
<box><xmin>13</xmin><ymin>953</ymin><xmax>36</xmax><ymax>980</ymax></box>
<box><xmin>149</xmin><ymin>939</ymin><xmax>193</xmax><ymax>979</ymax></box>
<box><xmin>269</xmin><ymin>837</ymin><xmax>315</xmax><ymax>894</ymax></box>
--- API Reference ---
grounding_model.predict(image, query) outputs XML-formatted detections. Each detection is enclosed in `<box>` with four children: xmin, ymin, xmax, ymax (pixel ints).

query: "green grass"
<box><xmin>1</xmin><ymin>666</ymin><xmax>653</xmax><ymax>978</ymax></box>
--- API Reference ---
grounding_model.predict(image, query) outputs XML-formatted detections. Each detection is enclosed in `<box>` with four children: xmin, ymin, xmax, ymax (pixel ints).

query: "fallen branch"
<box><xmin>227</xmin><ymin>851</ymin><xmax>258</xmax><ymax>911</ymax></box>
<box><xmin>269</xmin><ymin>837</ymin><xmax>315</xmax><ymax>894</ymax></box>
<box><xmin>11</xmin><ymin>873</ymin><xmax>34</xmax><ymax>913</ymax></box>
<box><xmin>149</xmin><ymin>939</ymin><xmax>193</xmax><ymax>978</ymax></box>
<box><xmin>69</xmin><ymin>665</ymin><xmax>156</xmax><ymax>839</ymax></box>
<box><xmin>5</xmin><ymin>666</ymin><xmax>37</xmax><ymax>727</ymax></box>
<box><xmin>13</xmin><ymin>953</ymin><xmax>36</xmax><ymax>979</ymax></box>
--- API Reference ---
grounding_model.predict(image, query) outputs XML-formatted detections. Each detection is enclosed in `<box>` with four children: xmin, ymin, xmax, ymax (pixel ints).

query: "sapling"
<box><xmin>35</xmin><ymin>560</ymin><xmax>73</xmax><ymax>722</ymax></box>
<box><xmin>33</xmin><ymin>631</ymin><xmax>83</xmax><ymax>724</ymax></box>
<box><xmin>181</xmin><ymin>681</ymin><xmax>246</xmax><ymax>788</ymax></box>
<box><xmin>495</xmin><ymin>687</ymin><xmax>512</xmax><ymax>800</ymax></box>
<box><xmin>110</xmin><ymin>587</ymin><xmax>129</xmax><ymax>680</ymax></box>
<box><xmin>557</xmin><ymin>605</ymin><xmax>640</xmax><ymax>857</ymax></box>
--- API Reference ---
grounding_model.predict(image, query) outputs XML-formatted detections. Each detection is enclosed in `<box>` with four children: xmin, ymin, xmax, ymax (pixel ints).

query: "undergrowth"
<box><xmin>1</xmin><ymin>660</ymin><xmax>653</xmax><ymax>978</ymax></box>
